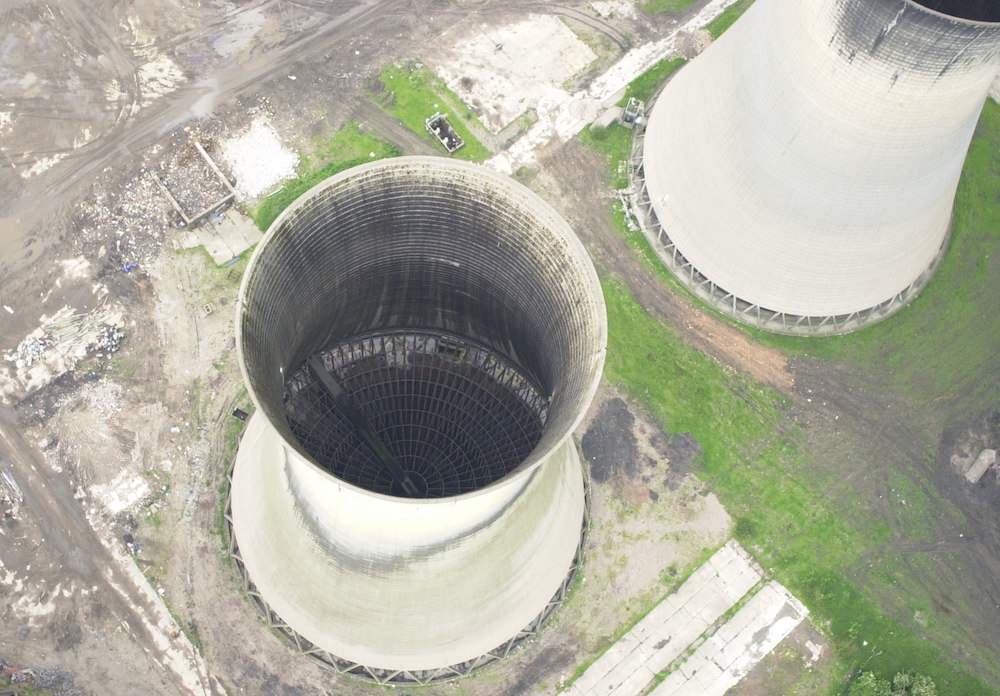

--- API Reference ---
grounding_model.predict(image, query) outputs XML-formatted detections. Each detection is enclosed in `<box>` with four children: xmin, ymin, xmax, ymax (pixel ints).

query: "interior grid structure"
<box><xmin>283</xmin><ymin>330</ymin><xmax>548</xmax><ymax>498</ymax></box>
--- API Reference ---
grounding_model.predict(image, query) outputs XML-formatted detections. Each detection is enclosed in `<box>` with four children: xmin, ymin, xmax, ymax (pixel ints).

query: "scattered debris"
<box><xmin>90</xmin><ymin>469</ymin><xmax>152</xmax><ymax>516</ymax></box>
<box><xmin>966</xmin><ymin>448</ymin><xmax>997</xmax><ymax>484</ymax></box>
<box><xmin>426</xmin><ymin>112</ymin><xmax>464</xmax><ymax>153</ymax></box>
<box><xmin>220</xmin><ymin>117</ymin><xmax>298</xmax><ymax>200</ymax></box>
<box><xmin>805</xmin><ymin>639</ymin><xmax>824</xmax><ymax>665</ymax></box>
<box><xmin>620</xmin><ymin>97</ymin><xmax>645</xmax><ymax>129</ymax></box>
<box><xmin>1</xmin><ymin>301</ymin><xmax>126</xmax><ymax>402</ymax></box>
<box><xmin>675</xmin><ymin>28</ymin><xmax>713</xmax><ymax>59</ymax></box>
<box><xmin>1</xmin><ymin>660</ymin><xmax>89</xmax><ymax>696</ymax></box>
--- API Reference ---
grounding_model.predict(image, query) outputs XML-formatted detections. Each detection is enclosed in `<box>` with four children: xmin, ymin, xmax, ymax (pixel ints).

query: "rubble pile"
<box><xmin>73</xmin><ymin>123</ymin><xmax>229</xmax><ymax>269</ymax></box>
<box><xmin>2</xmin><ymin>305</ymin><xmax>125</xmax><ymax>396</ymax></box>
<box><xmin>9</xmin><ymin>335</ymin><xmax>54</xmax><ymax>368</ymax></box>
<box><xmin>76</xmin><ymin>171</ymin><xmax>172</xmax><ymax>269</ymax></box>
<box><xmin>1</xmin><ymin>661</ymin><xmax>89</xmax><ymax>696</ymax></box>
<box><xmin>93</xmin><ymin>324</ymin><xmax>124</xmax><ymax>357</ymax></box>
<box><xmin>156</xmin><ymin>138</ymin><xmax>232</xmax><ymax>216</ymax></box>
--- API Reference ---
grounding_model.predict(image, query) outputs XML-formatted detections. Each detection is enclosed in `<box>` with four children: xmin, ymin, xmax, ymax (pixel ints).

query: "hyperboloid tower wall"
<box><xmin>638</xmin><ymin>0</ymin><xmax>1000</xmax><ymax>334</ymax></box>
<box><xmin>229</xmin><ymin>157</ymin><xmax>606</xmax><ymax>683</ymax></box>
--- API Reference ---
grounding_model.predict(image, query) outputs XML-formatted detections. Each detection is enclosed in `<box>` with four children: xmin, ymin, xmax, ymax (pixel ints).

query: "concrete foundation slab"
<box><xmin>175</xmin><ymin>208</ymin><xmax>262</xmax><ymax>264</ymax></box>
<box><xmin>566</xmin><ymin>540</ymin><xmax>760</xmax><ymax>696</ymax></box>
<box><xmin>649</xmin><ymin>581</ymin><xmax>808</xmax><ymax>696</ymax></box>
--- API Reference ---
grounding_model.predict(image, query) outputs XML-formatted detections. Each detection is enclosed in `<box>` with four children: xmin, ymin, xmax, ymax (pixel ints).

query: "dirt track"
<box><xmin>2</xmin><ymin>0</ymin><xmax>998</xmax><ymax>694</ymax></box>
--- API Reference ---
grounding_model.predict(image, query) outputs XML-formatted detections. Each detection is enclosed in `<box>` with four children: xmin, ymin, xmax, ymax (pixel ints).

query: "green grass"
<box><xmin>579</xmin><ymin>122</ymin><xmax>634</xmax><ymax>189</ymax></box>
<box><xmin>578</xmin><ymin>91</ymin><xmax>1000</xmax><ymax>696</ymax></box>
<box><xmin>249</xmin><ymin>123</ymin><xmax>401</xmax><ymax>231</ymax></box>
<box><xmin>642</xmin><ymin>0</ymin><xmax>700</xmax><ymax>14</ymax></box>
<box><xmin>376</xmin><ymin>62</ymin><xmax>490</xmax><ymax>162</ymax></box>
<box><xmin>579</xmin><ymin>58</ymin><xmax>686</xmax><ymax>191</ymax></box>
<box><xmin>747</xmin><ymin>100</ymin><xmax>1000</xmax><ymax>409</ymax></box>
<box><xmin>705</xmin><ymin>0</ymin><xmax>755</xmax><ymax>38</ymax></box>
<box><xmin>617</xmin><ymin>57</ymin><xmax>686</xmax><ymax>106</ymax></box>
<box><xmin>214</xmin><ymin>393</ymin><xmax>250</xmax><ymax>560</ymax></box>
<box><xmin>602</xmin><ymin>278</ymin><xmax>993</xmax><ymax>694</ymax></box>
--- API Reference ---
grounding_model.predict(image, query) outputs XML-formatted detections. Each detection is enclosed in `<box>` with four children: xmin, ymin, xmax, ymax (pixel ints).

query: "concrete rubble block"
<box><xmin>966</xmin><ymin>448</ymin><xmax>997</xmax><ymax>484</ymax></box>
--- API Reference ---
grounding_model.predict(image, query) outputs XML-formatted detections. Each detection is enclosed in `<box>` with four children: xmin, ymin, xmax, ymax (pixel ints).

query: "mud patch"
<box><xmin>582</xmin><ymin>397</ymin><xmax>638</xmax><ymax>483</ymax></box>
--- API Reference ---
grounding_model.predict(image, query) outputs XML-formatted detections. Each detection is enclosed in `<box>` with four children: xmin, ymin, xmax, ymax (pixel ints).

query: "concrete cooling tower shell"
<box><xmin>638</xmin><ymin>0</ymin><xmax>1000</xmax><ymax>334</ymax></box>
<box><xmin>228</xmin><ymin>157</ymin><xmax>606</xmax><ymax>682</ymax></box>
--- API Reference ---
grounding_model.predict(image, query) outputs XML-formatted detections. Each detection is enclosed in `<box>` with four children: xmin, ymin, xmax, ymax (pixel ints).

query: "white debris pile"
<box><xmin>9</xmin><ymin>336</ymin><xmax>54</xmax><ymax>368</ymax></box>
<box><xmin>1</xmin><ymin>301</ymin><xmax>127</xmax><ymax>403</ymax></box>
<box><xmin>91</xmin><ymin>470</ymin><xmax>152</xmax><ymax>516</ymax></box>
<box><xmin>590</xmin><ymin>0</ymin><xmax>638</xmax><ymax>19</ymax></box>
<box><xmin>221</xmin><ymin>118</ymin><xmax>299</xmax><ymax>200</ymax></box>
<box><xmin>94</xmin><ymin>324</ymin><xmax>125</xmax><ymax>356</ymax></box>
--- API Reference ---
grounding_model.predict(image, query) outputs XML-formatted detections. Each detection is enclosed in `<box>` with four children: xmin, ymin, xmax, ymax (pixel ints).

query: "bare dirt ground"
<box><xmin>0</xmin><ymin>2</ymin><xmax>737</xmax><ymax>695</ymax></box>
<box><xmin>2</xmin><ymin>0</ymin><xmax>998</xmax><ymax>695</ymax></box>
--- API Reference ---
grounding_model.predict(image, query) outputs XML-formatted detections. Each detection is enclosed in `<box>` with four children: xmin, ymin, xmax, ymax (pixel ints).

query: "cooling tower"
<box><xmin>637</xmin><ymin>0</ymin><xmax>1000</xmax><ymax>334</ymax></box>
<box><xmin>228</xmin><ymin>157</ymin><xmax>606</xmax><ymax>683</ymax></box>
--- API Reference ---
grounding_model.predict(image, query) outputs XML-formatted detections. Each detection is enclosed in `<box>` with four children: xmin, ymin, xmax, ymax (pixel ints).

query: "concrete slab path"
<box><xmin>176</xmin><ymin>207</ymin><xmax>262</xmax><ymax>264</ymax></box>
<box><xmin>566</xmin><ymin>540</ymin><xmax>760</xmax><ymax>696</ymax></box>
<box><xmin>649</xmin><ymin>581</ymin><xmax>808</xmax><ymax>696</ymax></box>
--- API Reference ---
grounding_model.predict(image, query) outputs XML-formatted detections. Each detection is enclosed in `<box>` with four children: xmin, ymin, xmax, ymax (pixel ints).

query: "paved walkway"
<box><xmin>176</xmin><ymin>207</ymin><xmax>262</xmax><ymax>264</ymax></box>
<box><xmin>566</xmin><ymin>541</ymin><xmax>807</xmax><ymax>696</ymax></box>
<box><xmin>649</xmin><ymin>581</ymin><xmax>808</xmax><ymax>696</ymax></box>
<box><xmin>488</xmin><ymin>0</ymin><xmax>741</xmax><ymax>174</ymax></box>
<box><xmin>566</xmin><ymin>541</ymin><xmax>760</xmax><ymax>696</ymax></box>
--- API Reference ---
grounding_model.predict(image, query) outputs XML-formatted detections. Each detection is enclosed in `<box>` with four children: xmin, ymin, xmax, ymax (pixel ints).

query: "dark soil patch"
<box><xmin>582</xmin><ymin>397</ymin><xmax>638</xmax><ymax>483</ymax></box>
<box><xmin>495</xmin><ymin>643</ymin><xmax>578</xmax><ymax>696</ymax></box>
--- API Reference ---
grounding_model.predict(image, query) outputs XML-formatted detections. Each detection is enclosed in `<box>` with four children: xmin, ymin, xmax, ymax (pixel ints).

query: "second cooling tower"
<box><xmin>228</xmin><ymin>157</ymin><xmax>606</xmax><ymax>683</ymax></box>
<box><xmin>638</xmin><ymin>0</ymin><xmax>1000</xmax><ymax>334</ymax></box>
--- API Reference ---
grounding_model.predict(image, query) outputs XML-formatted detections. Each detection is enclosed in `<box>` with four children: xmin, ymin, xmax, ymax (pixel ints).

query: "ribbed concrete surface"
<box><xmin>231</xmin><ymin>414</ymin><xmax>586</xmax><ymax>670</ymax></box>
<box><xmin>643</xmin><ymin>0</ymin><xmax>1000</xmax><ymax>317</ymax></box>
<box><xmin>230</xmin><ymin>157</ymin><xmax>606</xmax><ymax>673</ymax></box>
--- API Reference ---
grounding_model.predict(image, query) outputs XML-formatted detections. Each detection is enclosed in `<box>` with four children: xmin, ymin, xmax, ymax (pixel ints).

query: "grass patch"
<box><xmin>577</xmin><ymin>20</ymin><xmax>999</xmax><ymax>692</ymax></box>
<box><xmin>579</xmin><ymin>123</ymin><xmax>633</xmax><ymax>189</ymax></box>
<box><xmin>248</xmin><ymin>123</ymin><xmax>401</xmax><ymax>231</ymax></box>
<box><xmin>213</xmin><ymin>394</ymin><xmax>250</xmax><ymax>560</ymax></box>
<box><xmin>746</xmin><ymin>100</ymin><xmax>1000</xmax><ymax>409</ymax></box>
<box><xmin>705</xmin><ymin>0</ymin><xmax>755</xmax><ymax>38</ymax></box>
<box><xmin>375</xmin><ymin>61</ymin><xmax>490</xmax><ymax>162</ymax></box>
<box><xmin>601</xmin><ymin>277</ymin><xmax>994</xmax><ymax>694</ymax></box>
<box><xmin>642</xmin><ymin>0</ymin><xmax>700</xmax><ymax>14</ymax></box>
<box><xmin>618</xmin><ymin>57</ymin><xmax>686</xmax><ymax>107</ymax></box>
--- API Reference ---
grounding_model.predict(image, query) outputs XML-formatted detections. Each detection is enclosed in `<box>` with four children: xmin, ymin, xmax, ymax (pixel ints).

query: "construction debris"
<box><xmin>966</xmin><ymin>448</ymin><xmax>997</xmax><ymax>484</ymax></box>
<box><xmin>1</xmin><ymin>301</ymin><xmax>126</xmax><ymax>402</ymax></box>
<box><xmin>426</xmin><ymin>112</ymin><xmax>464</xmax><ymax>153</ymax></box>
<box><xmin>1</xmin><ymin>660</ymin><xmax>89</xmax><ymax>696</ymax></box>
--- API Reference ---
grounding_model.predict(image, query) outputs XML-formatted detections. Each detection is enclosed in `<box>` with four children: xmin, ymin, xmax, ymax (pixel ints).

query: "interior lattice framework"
<box><xmin>283</xmin><ymin>330</ymin><xmax>548</xmax><ymax>498</ymax></box>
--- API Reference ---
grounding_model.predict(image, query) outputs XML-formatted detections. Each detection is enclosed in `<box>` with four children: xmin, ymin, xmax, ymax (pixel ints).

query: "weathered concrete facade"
<box><xmin>639</xmin><ymin>0</ymin><xmax>1000</xmax><ymax>333</ymax></box>
<box><xmin>229</xmin><ymin>157</ymin><xmax>606</xmax><ymax>680</ymax></box>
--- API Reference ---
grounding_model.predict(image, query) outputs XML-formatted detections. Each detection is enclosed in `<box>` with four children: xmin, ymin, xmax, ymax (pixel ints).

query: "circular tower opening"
<box><xmin>908</xmin><ymin>0</ymin><xmax>1000</xmax><ymax>22</ymax></box>
<box><xmin>238</xmin><ymin>156</ymin><xmax>605</xmax><ymax>500</ymax></box>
